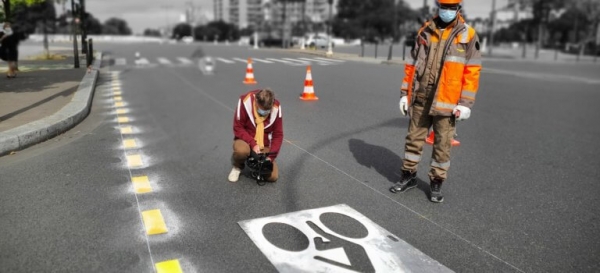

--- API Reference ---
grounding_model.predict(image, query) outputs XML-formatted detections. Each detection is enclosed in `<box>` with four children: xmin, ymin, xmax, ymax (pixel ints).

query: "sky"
<box><xmin>81</xmin><ymin>0</ymin><xmax>508</xmax><ymax>35</ymax></box>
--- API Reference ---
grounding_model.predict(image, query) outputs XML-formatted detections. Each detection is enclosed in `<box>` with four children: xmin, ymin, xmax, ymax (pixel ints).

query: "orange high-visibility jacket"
<box><xmin>401</xmin><ymin>15</ymin><xmax>482</xmax><ymax>116</ymax></box>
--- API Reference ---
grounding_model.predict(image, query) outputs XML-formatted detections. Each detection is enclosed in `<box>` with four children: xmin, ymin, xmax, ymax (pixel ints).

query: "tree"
<box><xmin>334</xmin><ymin>0</ymin><xmax>418</xmax><ymax>42</ymax></box>
<box><xmin>172</xmin><ymin>23</ymin><xmax>192</xmax><ymax>40</ymax></box>
<box><xmin>103</xmin><ymin>17</ymin><xmax>131</xmax><ymax>35</ymax></box>
<box><xmin>143</xmin><ymin>28</ymin><xmax>161</xmax><ymax>37</ymax></box>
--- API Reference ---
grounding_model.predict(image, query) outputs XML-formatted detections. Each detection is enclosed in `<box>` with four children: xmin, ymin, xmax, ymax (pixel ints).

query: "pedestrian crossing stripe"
<box><xmin>113</xmin><ymin>57</ymin><xmax>346</xmax><ymax>67</ymax></box>
<box><xmin>217</xmin><ymin>57</ymin><xmax>235</xmax><ymax>64</ymax></box>
<box><xmin>157</xmin><ymin>57</ymin><xmax>172</xmax><ymax>65</ymax></box>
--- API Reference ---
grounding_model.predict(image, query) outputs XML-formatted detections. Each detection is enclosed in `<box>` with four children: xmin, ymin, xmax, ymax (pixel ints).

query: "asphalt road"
<box><xmin>1</xmin><ymin>42</ymin><xmax>599</xmax><ymax>273</ymax></box>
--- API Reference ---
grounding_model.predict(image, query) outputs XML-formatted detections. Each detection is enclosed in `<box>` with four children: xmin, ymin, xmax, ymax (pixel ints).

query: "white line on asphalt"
<box><xmin>157</xmin><ymin>57</ymin><xmax>173</xmax><ymax>65</ymax></box>
<box><xmin>265</xmin><ymin>58</ymin><xmax>303</xmax><ymax>66</ymax></box>
<box><xmin>135</xmin><ymin>58</ymin><xmax>150</xmax><ymax>65</ymax></box>
<box><xmin>313</xmin><ymin>57</ymin><xmax>345</xmax><ymax>63</ymax></box>
<box><xmin>297</xmin><ymin>58</ymin><xmax>334</xmax><ymax>66</ymax></box>
<box><xmin>177</xmin><ymin>57</ymin><xmax>193</xmax><ymax>65</ymax></box>
<box><xmin>233</xmin><ymin>58</ymin><xmax>250</xmax><ymax>63</ymax></box>
<box><xmin>282</xmin><ymin>58</ymin><xmax>310</xmax><ymax>65</ymax></box>
<box><xmin>251</xmin><ymin>58</ymin><xmax>274</xmax><ymax>64</ymax></box>
<box><xmin>217</xmin><ymin>58</ymin><xmax>235</xmax><ymax>64</ymax></box>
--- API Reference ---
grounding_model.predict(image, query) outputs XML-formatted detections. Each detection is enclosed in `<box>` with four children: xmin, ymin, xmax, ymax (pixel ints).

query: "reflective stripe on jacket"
<box><xmin>400</xmin><ymin>14</ymin><xmax>482</xmax><ymax>116</ymax></box>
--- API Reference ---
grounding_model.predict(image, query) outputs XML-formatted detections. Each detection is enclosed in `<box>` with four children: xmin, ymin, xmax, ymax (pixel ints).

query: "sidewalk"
<box><xmin>0</xmin><ymin>47</ymin><xmax>101</xmax><ymax>156</ymax></box>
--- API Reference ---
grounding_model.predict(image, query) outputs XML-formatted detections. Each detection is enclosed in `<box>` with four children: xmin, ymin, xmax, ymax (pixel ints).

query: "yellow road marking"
<box><xmin>117</xmin><ymin>116</ymin><xmax>129</xmax><ymax>123</ymax></box>
<box><xmin>113</xmin><ymin>91</ymin><xmax>122</xmax><ymax>95</ymax></box>
<box><xmin>142</xmin><ymin>209</ymin><xmax>168</xmax><ymax>235</ymax></box>
<box><xmin>116</xmin><ymin>108</ymin><xmax>127</xmax><ymax>114</ymax></box>
<box><xmin>126</xmin><ymin>154</ymin><xmax>143</xmax><ymax>167</ymax></box>
<box><xmin>114</xmin><ymin>96</ymin><xmax>123</xmax><ymax>101</ymax></box>
<box><xmin>120</xmin><ymin>126</ymin><xmax>133</xmax><ymax>134</ymax></box>
<box><xmin>131</xmin><ymin>176</ymin><xmax>152</xmax><ymax>193</ymax></box>
<box><xmin>123</xmin><ymin>139</ymin><xmax>137</xmax><ymax>149</ymax></box>
<box><xmin>156</xmin><ymin>260</ymin><xmax>182</xmax><ymax>273</ymax></box>
<box><xmin>115</xmin><ymin>102</ymin><xmax>124</xmax><ymax>107</ymax></box>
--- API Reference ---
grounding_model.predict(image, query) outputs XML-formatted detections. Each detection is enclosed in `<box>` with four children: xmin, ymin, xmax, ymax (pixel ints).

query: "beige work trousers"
<box><xmin>232</xmin><ymin>139</ymin><xmax>279</xmax><ymax>182</ymax></box>
<box><xmin>402</xmin><ymin>87</ymin><xmax>456</xmax><ymax>181</ymax></box>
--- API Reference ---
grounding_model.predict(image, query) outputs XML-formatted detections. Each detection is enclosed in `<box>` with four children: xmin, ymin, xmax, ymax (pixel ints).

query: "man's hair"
<box><xmin>256</xmin><ymin>88</ymin><xmax>274</xmax><ymax>109</ymax></box>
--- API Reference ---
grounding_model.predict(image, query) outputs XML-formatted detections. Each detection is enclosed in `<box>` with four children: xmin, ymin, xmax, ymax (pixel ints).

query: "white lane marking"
<box><xmin>313</xmin><ymin>57</ymin><xmax>345</xmax><ymax>63</ymax></box>
<box><xmin>297</xmin><ymin>57</ymin><xmax>334</xmax><ymax>66</ymax></box>
<box><xmin>157</xmin><ymin>57</ymin><xmax>173</xmax><ymax>65</ymax></box>
<box><xmin>282</xmin><ymin>58</ymin><xmax>310</xmax><ymax>65</ymax></box>
<box><xmin>177</xmin><ymin>57</ymin><xmax>193</xmax><ymax>65</ymax></box>
<box><xmin>233</xmin><ymin>58</ymin><xmax>250</xmax><ymax>63</ymax></box>
<box><xmin>217</xmin><ymin>58</ymin><xmax>235</xmax><ymax>64</ymax></box>
<box><xmin>265</xmin><ymin>58</ymin><xmax>302</xmax><ymax>66</ymax></box>
<box><xmin>135</xmin><ymin>58</ymin><xmax>150</xmax><ymax>65</ymax></box>
<box><xmin>251</xmin><ymin>58</ymin><xmax>274</xmax><ymax>64</ymax></box>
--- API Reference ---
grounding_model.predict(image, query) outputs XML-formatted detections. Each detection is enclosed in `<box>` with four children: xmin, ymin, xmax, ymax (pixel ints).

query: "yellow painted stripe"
<box><xmin>112</xmin><ymin>86</ymin><xmax>121</xmax><ymax>91</ymax></box>
<box><xmin>113</xmin><ymin>91</ymin><xmax>122</xmax><ymax>95</ymax></box>
<box><xmin>116</xmin><ymin>108</ymin><xmax>127</xmax><ymax>114</ymax></box>
<box><xmin>123</xmin><ymin>139</ymin><xmax>137</xmax><ymax>149</ymax></box>
<box><xmin>117</xmin><ymin>116</ymin><xmax>129</xmax><ymax>123</ymax></box>
<box><xmin>115</xmin><ymin>102</ymin><xmax>125</xmax><ymax>107</ymax></box>
<box><xmin>114</xmin><ymin>96</ymin><xmax>123</xmax><ymax>101</ymax></box>
<box><xmin>156</xmin><ymin>259</ymin><xmax>182</xmax><ymax>273</ymax></box>
<box><xmin>132</xmin><ymin>176</ymin><xmax>152</xmax><ymax>193</ymax></box>
<box><xmin>126</xmin><ymin>154</ymin><xmax>143</xmax><ymax>167</ymax></box>
<box><xmin>120</xmin><ymin>126</ymin><xmax>133</xmax><ymax>134</ymax></box>
<box><xmin>142</xmin><ymin>209</ymin><xmax>168</xmax><ymax>235</ymax></box>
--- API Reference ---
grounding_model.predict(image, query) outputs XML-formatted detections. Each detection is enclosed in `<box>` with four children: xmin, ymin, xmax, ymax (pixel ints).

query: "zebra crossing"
<box><xmin>111</xmin><ymin>56</ymin><xmax>345</xmax><ymax>68</ymax></box>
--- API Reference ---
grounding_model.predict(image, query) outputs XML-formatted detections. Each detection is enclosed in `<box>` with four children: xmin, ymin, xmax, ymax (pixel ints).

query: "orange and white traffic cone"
<box><xmin>425</xmin><ymin>130</ymin><xmax>461</xmax><ymax>146</ymax></box>
<box><xmin>299</xmin><ymin>65</ymin><xmax>318</xmax><ymax>101</ymax></box>
<box><xmin>243</xmin><ymin>58</ymin><xmax>257</xmax><ymax>85</ymax></box>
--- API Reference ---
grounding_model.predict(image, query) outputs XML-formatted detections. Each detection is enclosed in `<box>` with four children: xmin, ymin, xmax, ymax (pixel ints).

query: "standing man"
<box><xmin>390</xmin><ymin>0</ymin><xmax>481</xmax><ymax>203</ymax></box>
<box><xmin>228</xmin><ymin>89</ymin><xmax>283</xmax><ymax>183</ymax></box>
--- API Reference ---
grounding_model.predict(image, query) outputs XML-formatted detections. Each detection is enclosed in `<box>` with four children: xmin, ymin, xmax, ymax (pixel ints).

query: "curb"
<box><xmin>0</xmin><ymin>52</ymin><xmax>103</xmax><ymax>156</ymax></box>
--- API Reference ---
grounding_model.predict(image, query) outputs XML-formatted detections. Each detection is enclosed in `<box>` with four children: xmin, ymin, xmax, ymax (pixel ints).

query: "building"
<box><xmin>213</xmin><ymin>0</ymin><xmax>337</xmax><ymax>29</ymax></box>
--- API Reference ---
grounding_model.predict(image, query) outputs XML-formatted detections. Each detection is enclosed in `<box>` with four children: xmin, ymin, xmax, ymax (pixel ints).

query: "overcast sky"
<box><xmin>82</xmin><ymin>0</ymin><xmax>506</xmax><ymax>34</ymax></box>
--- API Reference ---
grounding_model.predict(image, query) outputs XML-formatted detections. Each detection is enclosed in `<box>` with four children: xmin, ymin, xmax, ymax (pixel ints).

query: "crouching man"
<box><xmin>228</xmin><ymin>89</ymin><xmax>283</xmax><ymax>183</ymax></box>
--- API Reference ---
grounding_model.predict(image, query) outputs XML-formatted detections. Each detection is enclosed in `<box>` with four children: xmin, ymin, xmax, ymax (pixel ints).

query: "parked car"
<box><xmin>306</xmin><ymin>35</ymin><xmax>334</xmax><ymax>48</ymax></box>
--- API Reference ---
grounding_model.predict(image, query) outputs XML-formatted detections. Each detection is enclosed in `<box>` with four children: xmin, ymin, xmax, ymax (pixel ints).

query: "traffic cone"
<box><xmin>243</xmin><ymin>58</ymin><xmax>257</xmax><ymax>85</ymax></box>
<box><xmin>299</xmin><ymin>66</ymin><xmax>318</xmax><ymax>101</ymax></box>
<box><xmin>425</xmin><ymin>131</ymin><xmax>461</xmax><ymax>146</ymax></box>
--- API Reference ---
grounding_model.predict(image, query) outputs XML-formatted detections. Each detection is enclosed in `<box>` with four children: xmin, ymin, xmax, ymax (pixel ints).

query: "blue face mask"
<box><xmin>439</xmin><ymin>8</ymin><xmax>458</xmax><ymax>23</ymax></box>
<box><xmin>257</xmin><ymin>108</ymin><xmax>270</xmax><ymax>117</ymax></box>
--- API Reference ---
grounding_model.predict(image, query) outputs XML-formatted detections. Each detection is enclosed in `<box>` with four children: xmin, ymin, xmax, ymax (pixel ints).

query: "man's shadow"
<box><xmin>348</xmin><ymin>139</ymin><xmax>428</xmax><ymax>193</ymax></box>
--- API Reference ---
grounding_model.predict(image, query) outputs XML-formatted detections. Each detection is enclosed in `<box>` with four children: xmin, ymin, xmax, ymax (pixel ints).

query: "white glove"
<box><xmin>453</xmin><ymin>105</ymin><xmax>471</xmax><ymax>121</ymax></box>
<box><xmin>399</xmin><ymin>96</ymin><xmax>408</xmax><ymax>116</ymax></box>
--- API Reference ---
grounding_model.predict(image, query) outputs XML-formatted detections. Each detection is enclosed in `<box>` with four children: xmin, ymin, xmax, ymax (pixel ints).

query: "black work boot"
<box><xmin>429</xmin><ymin>179</ymin><xmax>444</xmax><ymax>203</ymax></box>
<box><xmin>390</xmin><ymin>170</ymin><xmax>417</xmax><ymax>193</ymax></box>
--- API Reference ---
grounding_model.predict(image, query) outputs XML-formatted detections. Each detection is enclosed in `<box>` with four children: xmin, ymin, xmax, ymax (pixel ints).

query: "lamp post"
<box><xmin>326</xmin><ymin>0</ymin><xmax>333</xmax><ymax>56</ymax></box>
<box><xmin>71</xmin><ymin>0</ymin><xmax>79</xmax><ymax>68</ymax></box>
<box><xmin>488</xmin><ymin>0</ymin><xmax>496</xmax><ymax>56</ymax></box>
<box><xmin>387</xmin><ymin>0</ymin><xmax>399</xmax><ymax>61</ymax></box>
<box><xmin>80</xmin><ymin>0</ymin><xmax>87</xmax><ymax>54</ymax></box>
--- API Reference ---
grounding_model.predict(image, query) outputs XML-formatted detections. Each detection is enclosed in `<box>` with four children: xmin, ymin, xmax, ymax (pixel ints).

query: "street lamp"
<box><xmin>71</xmin><ymin>0</ymin><xmax>79</xmax><ymax>68</ymax></box>
<box><xmin>388</xmin><ymin>0</ymin><xmax>399</xmax><ymax>61</ymax></box>
<box><xmin>326</xmin><ymin>0</ymin><xmax>333</xmax><ymax>56</ymax></box>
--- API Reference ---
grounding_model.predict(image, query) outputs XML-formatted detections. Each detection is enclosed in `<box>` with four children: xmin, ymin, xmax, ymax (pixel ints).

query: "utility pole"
<box><xmin>388</xmin><ymin>0</ymin><xmax>399</xmax><ymax>61</ymax></box>
<box><xmin>281</xmin><ymin>0</ymin><xmax>287</xmax><ymax>48</ymax></box>
<box><xmin>71</xmin><ymin>0</ymin><xmax>79</xmax><ymax>68</ymax></box>
<box><xmin>80</xmin><ymin>0</ymin><xmax>87</xmax><ymax>54</ymax></box>
<box><xmin>326</xmin><ymin>0</ymin><xmax>333</xmax><ymax>56</ymax></box>
<box><xmin>489</xmin><ymin>0</ymin><xmax>496</xmax><ymax>56</ymax></box>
